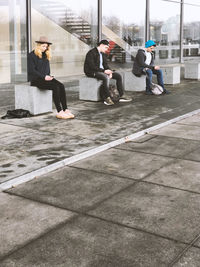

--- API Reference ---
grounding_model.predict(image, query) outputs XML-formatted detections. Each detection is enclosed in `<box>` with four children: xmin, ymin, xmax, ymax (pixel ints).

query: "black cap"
<box><xmin>97</xmin><ymin>39</ymin><xmax>109</xmax><ymax>46</ymax></box>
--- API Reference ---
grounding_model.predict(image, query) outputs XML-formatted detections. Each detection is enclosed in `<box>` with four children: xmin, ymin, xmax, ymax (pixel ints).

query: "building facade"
<box><xmin>0</xmin><ymin>0</ymin><xmax>200</xmax><ymax>85</ymax></box>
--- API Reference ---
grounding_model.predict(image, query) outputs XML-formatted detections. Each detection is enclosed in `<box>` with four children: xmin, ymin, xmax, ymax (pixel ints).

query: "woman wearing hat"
<box><xmin>28</xmin><ymin>36</ymin><xmax>74</xmax><ymax>119</ymax></box>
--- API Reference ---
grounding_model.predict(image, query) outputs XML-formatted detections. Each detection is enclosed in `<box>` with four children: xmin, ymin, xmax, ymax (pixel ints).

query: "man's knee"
<box><xmin>96</xmin><ymin>73</ymin><xmax>109</xmax><ymax>82</ymax></box>
<box><xmin>113</xmin><ymin>72</ymin><xmax>122</xmax><ymax>80</ymax></box>
<box><xmin>146</xmin><ymin>69</ymin><xmax>153</xmax><ymax>75</ymax></box>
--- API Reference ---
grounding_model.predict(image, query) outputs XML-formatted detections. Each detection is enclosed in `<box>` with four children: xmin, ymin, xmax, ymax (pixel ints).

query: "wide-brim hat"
<box><xmin>35</xmin><ymin>36</ymin><xmax>52</xmax><ymax>45</ymax></box>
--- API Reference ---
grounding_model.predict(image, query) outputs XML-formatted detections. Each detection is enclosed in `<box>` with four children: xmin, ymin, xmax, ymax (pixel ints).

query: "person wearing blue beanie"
<box><xmin>132</xmin><ymin>40</ymin><xmax>170</xmax><ymax>94</ymax></box>
<box><xmin>145</xmin><ymin>40</ymin><xmax>156</xmax><ymax>48</ymax></box>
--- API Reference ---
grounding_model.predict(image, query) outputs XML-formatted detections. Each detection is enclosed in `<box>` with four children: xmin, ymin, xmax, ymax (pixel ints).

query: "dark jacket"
<box><xmin>132</xmin><ymin>49</ymin><xmax>155</xmax><ymax>77</ymax></box>
<box><xmin>28</xmin><ymin>51</ymin><xmax>50</xmax><ymax>82</ymax></box>
<box><xmin>84</xmin><ymin>47</ymin><xmax>110</xmax><ymax>77</ymax></box>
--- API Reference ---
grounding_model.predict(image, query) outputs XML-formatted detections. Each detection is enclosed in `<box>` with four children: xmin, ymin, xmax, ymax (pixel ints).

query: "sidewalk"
<box><xmin>0</xmin><ymin>79</ymin><xmax>200</xmax><ymax>186</ymax></box>
<box><xmin>0</xmin><ymin>79</ymin><xmax>200</xmax><ymax>266</ymax></box>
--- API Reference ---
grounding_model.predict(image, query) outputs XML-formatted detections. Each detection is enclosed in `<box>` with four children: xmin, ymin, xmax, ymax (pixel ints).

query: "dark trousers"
<box><xmin>94</xmin><ymin>71</ymin><xmax>124</xmax><ymax>100</ymax></box>
<box><xmin>31</xmin><ymin>78</ymin><xmax>67</xmax><ymax>112</ymax></box>
<box><xmin>146</xmin><ymin>69</ymin><xmax>166</xmax><ymax>91</ymax></box>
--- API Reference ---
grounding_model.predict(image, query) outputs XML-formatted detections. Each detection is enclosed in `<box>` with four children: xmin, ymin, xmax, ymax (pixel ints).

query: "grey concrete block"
<box><xmin>184</xmin><ymin>62</ymin><xmax>200</xmax><ymax>80</ymax></box>
<box><xmin>15</xmin><ymin>84</ymin><xmax>52</xmax><ymax>115</ymax></box>
<box><xmin>124</xmin><ymin>71</ymin><xmax>146</xmax><ymax>91</ymax></box>
<box><xmin>79</xmin><ymin>77</ymin><xmax>102</xmax><ymax>101</ymax></box>
<box><xmin>161</xmin><ymin>64</ymin><xmax>181</xmax><ymax>84</ymax></box>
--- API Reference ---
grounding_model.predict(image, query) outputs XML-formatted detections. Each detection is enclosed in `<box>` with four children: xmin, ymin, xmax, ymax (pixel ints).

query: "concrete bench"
<box><xmin>79</xmin><ymin>77</ymin><xmax>102</xmax><ymax>101</ymax></box>
<box><xmin>123</xmin><ymin>70</ymin><xmax>146</xmax><ymax>91</ymax></box>
<box><xmin>15</xmin><ymin>83</ymin><xmax>52</xmax><ymax>115</ymax></box>
<box><xmin>160</xmin><ymin>64</ymin><xmax>181</xmax><ymax>84</ymax></box>
<box><xmin>184</xmin><ymin>62</ymin><xmax>200</xmax><ymax>80</ymax></box>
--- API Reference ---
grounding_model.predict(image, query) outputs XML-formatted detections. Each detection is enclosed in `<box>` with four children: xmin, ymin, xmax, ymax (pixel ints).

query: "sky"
<box><xmin>52</xmin><ymin>0</ymin><xmax>200</xmax><ymax>25</ymax></box>
<box><xmin>102</xmin><ymin>0</ymin><xmax>200</xmax><ymax>24</ymax></box>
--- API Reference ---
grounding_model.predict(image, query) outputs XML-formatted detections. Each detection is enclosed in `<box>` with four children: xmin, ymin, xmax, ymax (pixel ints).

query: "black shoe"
<box><xmin>119</xmin><ymin>95</ymin><xmax>132</xmax><ymax>102</ymax></box>
<box><xmin>104</xmin><ymin>97</ymin><xmax>114</xmax><ymax>106</ymax></box>
<box><xmin>145</xmin><ymin>90</ymin><xmax>153</xmax><ymax>95</ymax></box>
<box><xmin>163</xmin><ymin>89</ymin><xmax>170</xmax><ymax>94</ymax></box>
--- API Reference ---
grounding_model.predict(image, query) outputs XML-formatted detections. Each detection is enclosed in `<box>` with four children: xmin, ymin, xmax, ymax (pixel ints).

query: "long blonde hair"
<box><xmin>34</xmin><ymin>43</ymin><xmax>51</xmax><ymax>60</ymax></box>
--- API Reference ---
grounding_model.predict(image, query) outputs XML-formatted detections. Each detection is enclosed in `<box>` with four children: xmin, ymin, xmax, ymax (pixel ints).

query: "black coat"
<box><xmin>84</xmin><ymin>47</ymin><xmax>110</xmax><ymax>77</ymax></box>
<box><xmin>132</xmin><ymin>49</ymin><xmax>155</xmax><ymax>77</ymax></box>
<box><xmin>28</xmin><ymin>51</ymin><xmax>50</xmax><ymax>82</ymax></box>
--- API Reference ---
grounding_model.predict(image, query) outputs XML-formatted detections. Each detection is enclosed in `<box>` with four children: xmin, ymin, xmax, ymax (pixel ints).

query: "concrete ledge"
<box><xmin>123</xmin><ymin>71</ymin><xmax>146</xmax><ymax>92</ymax></box>
<box><xmin>184</xmin><ymin>62</ymin><xmax>200</xmax><ymax>80</ymax></box>
<box><xmin>15</xmin><ymin>84</ymin><xmax>52</xmax><ymax>115</ymax></box>
<box><xmin>161</xmin><ymin>64</ymin><xmax>181</xmax><ymax>84</ymax></box>
<box><xmin>79</xmin><ymin>77</ymin><xmax>102</xmax><ymax>101</ymax></box>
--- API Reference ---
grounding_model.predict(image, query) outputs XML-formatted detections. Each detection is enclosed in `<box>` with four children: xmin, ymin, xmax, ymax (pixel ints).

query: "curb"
<box><xmin>1</xmin><ymin>108</ymin><xmax>200</xmax><ymax>191</ymax></box>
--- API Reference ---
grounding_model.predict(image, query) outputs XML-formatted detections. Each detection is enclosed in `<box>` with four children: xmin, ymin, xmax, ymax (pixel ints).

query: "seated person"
<box><xmin>132</xmin><ymin>40</ymin><xmax>170</xmax><ymax>95</ymax></box>
<box><xmin>84</xmin><ymin>39</ymin><xmax>132</xmax><ymax>105</ymax></box>
<box><xmin>28</xmin><ymin>36</ymin><xmax>74</xmax><ymax>119</ymax></box>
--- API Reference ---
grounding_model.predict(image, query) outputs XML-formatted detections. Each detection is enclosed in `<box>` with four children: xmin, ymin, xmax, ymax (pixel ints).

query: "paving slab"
<box><xmin>173</xmin><ymin>247</ymin><xmax>200</xmax><ymax>267</ymax></box>
<box><xmin>176</xmin><ymin>113</ymin><xmax>200</xmax><ymax>127</ymax></box>
<box><xmin>70</xmin><ymin>148</ymin><xmax>173</xmax><ymax>180</ymax></box>
<box><xmin>115</xmin><ymin>135</ymin><xmax>199</xmax><ymax>158</ymax></box>
<box><xmin>151</xmin><ymin>123</ymin><xmax>200</xmax><ymax>141</ymax></box>
<box><xmin>6</xmin><ymin>167</ymin><xmax>134</xmax><ymax>212</ymax></box>
<box><xmin>144</xmin><ymin>159</ymin><xmax>200</xmax><ymax>193</ymax></box>
<box><xmin>0</xmin><ymin>123</ymin><xmax>26</xmax><ymax>136</ymax></box>
<box><xmin>0</xmin><ymin>128</ymin><xmax>101</xmax><ymax>183</ymax></box>
<box><xmin>0</xmin><ymin>215</ymin><xmax>185</xmax><ymax>267</ymax></box>
<box><xmin>182</xmin><ymin>147</ymin><xmax>200</xmax><ymax>162</ymax></box>
<box><xmin>1</xmin><ymin>116</ymin><xmax>114</xmax><ymax>139</ymax></box>
<box><xmin>0</xmin><ymin>192</ymin><xmax>75</xmax><ymax>259</ymax></box>
<box><xmin>88</xmin><ymin>182</ymin><xmax>200</xmax><ymax>243</ymax></box>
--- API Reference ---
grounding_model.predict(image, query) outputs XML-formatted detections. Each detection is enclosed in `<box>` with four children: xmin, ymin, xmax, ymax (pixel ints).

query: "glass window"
<box><xmin>102</xmin><ymin>0</ymin><xmax>145</xmax><ymax>68</ymax></box>
<box><xmin>0</xmin><ymin>0</ymin><xmax>27</xmax><ymax>84</ymax></box>
<box><xmin>183</xmin><ymin>1</ymin><xmax>200</xmax><ymax>60</ymax></box>
<box><xmin>31</xmin><ymin>0</ymin><xmax>98</xmax><ymax>77</ymax></box>
<box><xmin>150</xmin><ymin>0</ymin><xmax>180</xmax><ymax>64</ymax></box>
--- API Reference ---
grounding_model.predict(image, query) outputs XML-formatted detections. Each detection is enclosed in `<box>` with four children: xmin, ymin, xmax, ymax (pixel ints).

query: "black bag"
<box><xmin>1</xmin><ymin>109</ymin><xmax>32</xmax><ymax>119</ymax></box>
<box><xmin>109</xmin><ymin>84</ymin><xmax>120</xmax><ymax>103</ymax></box>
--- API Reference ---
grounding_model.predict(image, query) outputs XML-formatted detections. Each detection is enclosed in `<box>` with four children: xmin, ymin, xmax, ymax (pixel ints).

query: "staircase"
<box><xmin>32</xmin><ymin>0</ymin><xmax>92</xmax><ymax>46</ymax></box>
<box><xmin>32</xmin><ymin>0</ymin><xmax>135</xmax><ymax>63</ymax></box>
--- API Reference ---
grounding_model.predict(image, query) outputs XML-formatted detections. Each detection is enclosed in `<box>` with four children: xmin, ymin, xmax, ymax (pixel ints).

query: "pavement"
<box><xmin>0</xmin><ymin>79</ymin><xmax>200</xmax><ymax>266</ymax></box>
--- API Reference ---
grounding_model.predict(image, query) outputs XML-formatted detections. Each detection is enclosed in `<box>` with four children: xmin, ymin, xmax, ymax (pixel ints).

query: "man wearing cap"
<box><xmin>132</xmin><ymin>40</ymin><xmax>170</xmax><ymax>95</ymax></box>
<box><xmin>84</xmin><ymin>39</ymin><xmax>132</xmax><ymax>105</ymax></box>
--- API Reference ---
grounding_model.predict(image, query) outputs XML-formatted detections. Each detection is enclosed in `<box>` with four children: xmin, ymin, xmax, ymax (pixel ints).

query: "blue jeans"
<box><xmin>146</xmin><ymin>69</ymin><xmax>165</xmax><ymax>91</ymax></box>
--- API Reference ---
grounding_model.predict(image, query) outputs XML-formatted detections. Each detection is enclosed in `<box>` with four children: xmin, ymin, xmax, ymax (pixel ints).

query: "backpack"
<box><xmin>1</xmin><ymin>109</ymin><xmax>32</xmax><ymax>119</ymax></box>
<box><xmin>151</xmin><ymin>83</ymin><xmax>164</xmax><ymax>95</ymax></box>
<box><xmin>109</xmin><ymin>84</ymin><xmax>120</xmax><ymax>103</ymax></box>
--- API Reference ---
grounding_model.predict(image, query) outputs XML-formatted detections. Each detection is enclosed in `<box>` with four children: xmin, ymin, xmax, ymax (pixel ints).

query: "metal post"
<box><xmin>179</xmin><ymin>0</ymin><xmax>184</xmax><ymax>63</ymax></box>
<box><xmin>145</xmin><ymin>0</ymin><xmax>150</xmax><ymax>42</ymax></box>
<box><xmin>26</xmin><ymin>0</ymin><xmax>32</xmax><ymax>53</ymax></box>
<box><xmin>98</xmin><ymin>0</ymin><xmax>102</xmax><ymax>42</ymax></box>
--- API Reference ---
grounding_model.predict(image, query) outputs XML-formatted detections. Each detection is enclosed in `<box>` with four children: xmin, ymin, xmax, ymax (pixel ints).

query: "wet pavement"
<box><xmin>0</xmin><ymin>79</ymin><xmax>200</xmax><ymax>266</ymax></box>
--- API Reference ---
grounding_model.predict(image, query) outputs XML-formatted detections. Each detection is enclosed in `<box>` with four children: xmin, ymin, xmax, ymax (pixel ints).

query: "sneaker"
<box><xmin>119</xmin><ymin>95</ymin><xmax>132</xmax><ymax>102</ymax></box>
<box><xmin>64</xmin><ymin>109</ymin><xmax>75</xmax><ymax>119</ymax></box>
<box><xmin>145</xmin><ymin>90</ymin><xmax>153</xmax><ymax>95</ymax></box>
<box><xmin>56</xmin><ymin>110</ymin><xmax>73</xmax><ymax>119</ymax></box>
<box><xmin>163</xmin><ymin>89</ymin><xmax>171</xmax><ymax>94</ymax></box>
<box><xmin>104</xmin><ymin>97</ymin><xmax>114</xmax><ymax>106</ymax></box>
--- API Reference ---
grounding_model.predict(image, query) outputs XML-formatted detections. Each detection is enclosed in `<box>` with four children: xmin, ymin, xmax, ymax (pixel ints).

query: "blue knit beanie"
<box><xmin>145</xmin><ymin>40</ymin><xmax>156</xmax><ymax>48</ymax></box>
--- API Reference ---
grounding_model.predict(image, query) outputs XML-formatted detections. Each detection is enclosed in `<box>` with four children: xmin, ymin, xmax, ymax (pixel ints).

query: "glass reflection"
<box><xmin>183</xmin><ymin>1</ymin><xmax>200</xmax><ymax>59</ymax></box>
<box><xmin>31</xmin><ymin>0</ymin><xmax>98</xmax><ymax>77</ymax></box>
<box><xmin>102</xmin><ymin>0</ymin><xmax>145</xmax><ymax>67</ymax></box>
<box><xmin>0</xmin><ymin>0</ymin><xmax>27</xmax><ymax>84</ymax></box>
<box><xmin>150</xmin><ymin>0</ymin><xmax>180</xmax><ymax>63</ymax></box>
